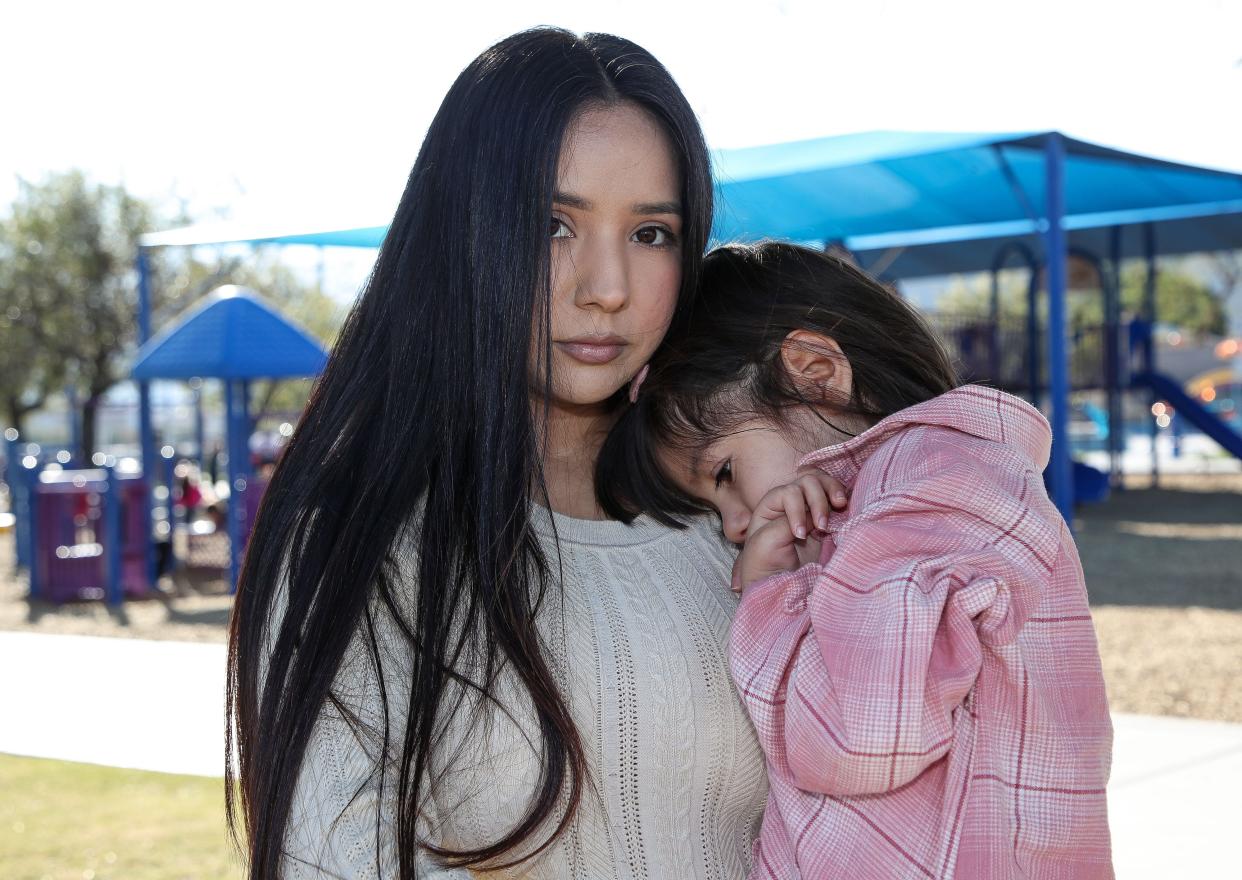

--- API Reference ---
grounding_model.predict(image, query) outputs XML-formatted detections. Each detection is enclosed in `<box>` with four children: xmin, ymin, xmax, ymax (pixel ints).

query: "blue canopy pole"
<box><xmin>8</xmin><ymin>434</ymin><xmax>31</xmax><ymax>573</ymax></box>
<box><xmin>225</xmin><ymin>379</ymin><xmax>252</xmax><ymax>594</ymax></box>
<box><xmin>1043</xmin><ymin>134</ymin><xmax>1074</xmax><ymax>525</ymax></box>
<box><xmin>137</xmin><ymin>247</ymin><xmax>157</xmax><ymax>588</ymax></box>
<box><xmin>1107</xmin><ymin>226</ymin><xmax>1125</xmax><ymax>489</ymax></box>
<box><xmin>192</xmin><ymin>380</ymin><xmax>206</xmax><ymax>470</ymax></box>
<box><xmin>25</xmin><ymin>457</ymin><xmax>41</xmax><ymax>599</ymax></box>
<box><xmin>65</xmin><ymin>385</ymin><xmax>81</xmax><ymax>466</ymax></box>
<box><xmin>103</xmin><ymin>464</ymin><xmax>123</xmax><ymax>606</ymax></box>
<box><xmin>1143</xmin><ymin>223</ymin><xmax>1159</xmax><ymax>487</ymax></box>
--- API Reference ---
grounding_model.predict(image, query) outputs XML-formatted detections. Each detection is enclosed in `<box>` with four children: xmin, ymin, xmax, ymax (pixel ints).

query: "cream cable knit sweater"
<box><xmin>279</xmin><ymin>509</ymin><xmax>768</xmax><ymax>879</ymax></box>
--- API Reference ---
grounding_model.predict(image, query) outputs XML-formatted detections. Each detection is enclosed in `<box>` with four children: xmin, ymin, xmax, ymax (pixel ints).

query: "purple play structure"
<box><xmin>29</xmin><ymin>468</ymin><xmax>150</xmax><ymax>603</ymax></box>
<box><xmin>7</xmin><ymin>284</ymin><xmax>325</xmax><ymax>605</ymax></box>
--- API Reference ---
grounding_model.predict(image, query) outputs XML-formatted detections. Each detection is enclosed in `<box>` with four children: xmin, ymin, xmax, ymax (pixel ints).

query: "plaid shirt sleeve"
<box><xmin>730</xmin><ymin>438</ymin><xmax>1060</xmax><ymax>798</ymax></box>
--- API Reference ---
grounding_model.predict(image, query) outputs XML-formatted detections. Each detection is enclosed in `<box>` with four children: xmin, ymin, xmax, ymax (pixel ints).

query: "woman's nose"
<box><xmin>574</xmin><ymin>238</ymin><xmax>630</xmax><ymax>312</ymax></box>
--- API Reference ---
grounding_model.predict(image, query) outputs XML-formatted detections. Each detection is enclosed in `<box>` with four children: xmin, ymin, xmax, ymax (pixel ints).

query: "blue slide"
<box><xmin>1131</xmin><ymin>372</ymin><xmax>1242</xmax><ymax>460</ymax></box>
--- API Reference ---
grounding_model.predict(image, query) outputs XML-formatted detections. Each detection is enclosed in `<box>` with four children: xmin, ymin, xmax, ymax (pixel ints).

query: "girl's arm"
<box><xmin>730</xmin><ymin>446</ymin><xmax>1059</xmax><ymax>797</ymax></box>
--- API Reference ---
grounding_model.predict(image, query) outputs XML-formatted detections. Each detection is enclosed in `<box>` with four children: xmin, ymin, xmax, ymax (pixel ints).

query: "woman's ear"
<box><xmin>779</xmin><ymin>329</ymin><xmax>853</xmax><ymax>402</ymax></box>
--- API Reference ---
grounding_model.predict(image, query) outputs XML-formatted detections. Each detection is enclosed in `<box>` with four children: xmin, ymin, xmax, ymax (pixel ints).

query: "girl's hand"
<box><xmin>731</xmin><ymin>469</ymin><xmax>848</xmax><ymax>593</ymax></box>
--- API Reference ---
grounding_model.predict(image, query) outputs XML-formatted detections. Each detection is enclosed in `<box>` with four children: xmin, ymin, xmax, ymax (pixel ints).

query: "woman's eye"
<box><xmin>550</xmin><ymin>217</ymin><xmax>572</xmax><ymax>238</ymax></box>
<box><xmin>713</xmin><ymin>460</ymin><xmax>733</xmax><ymax>489</ymax></box>
<box><xmin>633</xmin><ymin>225</ymin><xmax>677</xmax><ymax>247</ymax></box>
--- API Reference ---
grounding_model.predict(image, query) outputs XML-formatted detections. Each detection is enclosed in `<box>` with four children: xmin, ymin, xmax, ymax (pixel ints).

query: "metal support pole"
<box><xmin>225</xmin><ymin>379</ymin><xmax>252</xmax><ymax>594</ymax></box>
<box><xmin>137</xmin><ymin>247</ymin><xmax>158</xmax><ymax>588</ymax></box>
<box><xmin>103</xmin><ymin>464</ymin><xmax>123</xmax><ymax>606</ymax></box>
<box><xmin>162</xmin><ymin>445</ymin><xmax>177</xmax><ymax>572</ymax></box>
<box><xmin>1143</xmin><ymin>223</ymin><xmax>1159</xmax><ymax>487</ymax></box>
<box><xmin>65</xmin><ymin>385</ymin><xmax>81</xmax><ymax>466</ymax></box>
<box><xmin>7</xmin><ymin>434</ymin><xmax>30</xmax><ymax>572</ymax></box>
<box><xmin>1027</xmin><ymin>279</ymin><xmax>1042</xmax><ymax>409</ymax></box>
<box><xmin>1107</xmin><ymin>226</ymin><xmax>1125</xmax><ymax>489</ymax></box>
<box><xmin>1043</xmin><ymin>134</ymin><xmax>1074</xmax><ymax>526</ymax></box>
<box><xmin>193</xmin><ymin>381</ymin><xmax>206</xmax><ymax>471</ymax></box>
<box><xmin>26</xmin><ymin>457</ymin><xmax>41</xmax><ymax>599</ymax></box>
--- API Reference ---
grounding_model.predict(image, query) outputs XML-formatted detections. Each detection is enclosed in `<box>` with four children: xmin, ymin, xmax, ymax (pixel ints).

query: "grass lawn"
<box><xmin>0</xmin><ymin>754</ymin><xmax>243</xmax><ymax>880</ymax></box>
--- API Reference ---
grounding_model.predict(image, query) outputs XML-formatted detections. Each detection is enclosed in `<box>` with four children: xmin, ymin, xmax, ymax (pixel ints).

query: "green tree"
<box><xmin>0</xmin><ymin>170</ymin><xmax>342</xmax><ymax>458</ymax></box>
<box><xmin>0</xmin><ymin>224</ymin><xmax>68</xmax><ymax>435</ymax></box>
<box><xmin>931</xmin><ymin>260</ymin><xmax>1226</xmax><ymax>335</ymax></box>
<box><xmin>0</xmin><ymin>172</ymin><xmax>164</xmax><ymax>453</ymax></box>
<box><xmin>1118</xmin><ymin>265</ymin><xmax>1226</xmax><ymax>335</ymax></box>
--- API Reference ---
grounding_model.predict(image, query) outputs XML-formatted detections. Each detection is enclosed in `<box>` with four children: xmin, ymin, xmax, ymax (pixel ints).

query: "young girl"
<box><xmin>601</xmin><ymin>242</ymin><xmax>1114</xmax><ymax>878</ymax></box>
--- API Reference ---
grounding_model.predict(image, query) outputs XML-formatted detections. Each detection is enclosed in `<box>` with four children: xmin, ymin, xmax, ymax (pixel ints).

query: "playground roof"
<box><xmin>140</xmin><ymin>217</ymin><xmax>389</xmax><ymax>249</ymax></box>
<box><xmin>138</xmin><ymin>130</ymin><xmax>1242</xmax><ymax>278</ymax></box>
<box><xmin>130</xmin><ymin>286</ymin><xmax>328</xmax><ymax>380</ymax></box>
<box><xmin>848</xmin><ymin>199</ymin><xmax>1242</xmax><ymax>279</ymax></box>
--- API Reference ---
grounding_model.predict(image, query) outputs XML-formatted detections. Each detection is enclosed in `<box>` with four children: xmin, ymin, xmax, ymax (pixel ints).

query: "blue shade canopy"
<box><xmin>711</xmin><ymin>131</ymin><xmax>1242</xmax><ymax>279</ymax></box>
<box><xmin>848</xmin><ymin>201</ymin><xmax>1242</xmax><ymax>279</ymax></box>
<box><xmin>130</xmin><ymin>286</ymin><xmax>329</xmax><ymax>380</ymax></box>
<box><xmin>139</xmin><ymin>131</ymin><xmax>1242</xmax><ymax>277</ymax></box>
<box><xmin>140</xmin><ymin>218</ymin><xmax>389</xmax><ymax>249</ymax></box>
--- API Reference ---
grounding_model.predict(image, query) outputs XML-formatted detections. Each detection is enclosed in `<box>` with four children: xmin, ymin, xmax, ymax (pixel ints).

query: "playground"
<box><xmin>3</xmin><ymin>128</ymin><xmax>1241</xmax><ymax>880</ymax></box>
<box><xmin>4</xmin><ymin>471</ymin><xmax>1240</xmax><ymax>722</ymax></box>
<box><xmin>3</xmin><ymin>129</ymin><xmax>1241</xmax><ymax>721</ymax></box>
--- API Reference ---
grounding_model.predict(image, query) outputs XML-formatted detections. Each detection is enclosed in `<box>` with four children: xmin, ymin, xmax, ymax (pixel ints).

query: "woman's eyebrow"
<box><xmin>552</xmin><ymin>191</ymin><xmax>680</xmax><ymax>216</ymax></box>
<box><xmin>634</xmin><ymin>200</ymin><xmax>681</xmax><ymax>216</ymax></box>
<box><xmin>553</xmin><ymin>190</ymin><xmax>591</xmax><ymax>210</ymax></box>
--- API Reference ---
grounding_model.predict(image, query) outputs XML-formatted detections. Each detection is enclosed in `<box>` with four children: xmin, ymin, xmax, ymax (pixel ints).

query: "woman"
<box><xmin>227</xmin><ymin>28</ymin><xmax>768</xmax><ymax>880</ymax></box>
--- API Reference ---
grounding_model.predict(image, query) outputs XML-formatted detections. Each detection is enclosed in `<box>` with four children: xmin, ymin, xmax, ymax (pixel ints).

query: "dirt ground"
<box><xmin>2</xmin><ymin>472</ymin><xmax>1240</xmax><ymax>721</ymax></box>
<box><xmin>0</xmin><ymin>536</ymin><xmax>233</xmax><ymax>645</ymax></box>
<box><xmin>1076</xmin><ymin>472</ymin><xmax>1242</xmax><ymax>722</ymax></box>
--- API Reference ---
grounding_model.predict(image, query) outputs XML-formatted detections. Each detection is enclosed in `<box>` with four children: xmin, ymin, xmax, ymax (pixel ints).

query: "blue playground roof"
<box><xmin>139</xmin><ymin>130</ymin><xmax>1242</xmax><ymax>278</ymax></box>
<box><xmin>711</xmin><ymin>131</ymin><xmax>1242</xmax><ymax>278</ymax></box>
<box><xmin>130</xmin><ymin>286</ymin><xmax>328</xmax><ymax>380</ymax></box>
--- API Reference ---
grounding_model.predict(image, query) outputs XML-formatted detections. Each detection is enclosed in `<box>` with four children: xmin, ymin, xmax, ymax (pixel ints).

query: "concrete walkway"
<box><xmin>2</xmin><ymin>631</ymin><xmax>1239</xmax><ymax>877</ymax></box>
<box><xmin>0</xmin><ymin>631</ymin><xmax>227</xmax><ymax>777</ymax></box>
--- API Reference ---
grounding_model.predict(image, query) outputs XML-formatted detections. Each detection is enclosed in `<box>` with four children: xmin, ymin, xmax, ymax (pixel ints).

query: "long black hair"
<box><xmin>226</xmin><ymin>28</ymin><xmax>712</xmax><ymax>878</ymax></box>
<box><xmin>597</xmin><ymin>241</ymin><xmax>958</xmax><ymax>525</ymax></box>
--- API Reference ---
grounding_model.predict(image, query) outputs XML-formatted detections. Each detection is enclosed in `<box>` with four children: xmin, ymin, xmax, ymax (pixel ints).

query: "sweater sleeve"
<box><xmin>729</xmin><ymin>448</ymin><xmax>1059</xmax><ymax>797</ymax></box>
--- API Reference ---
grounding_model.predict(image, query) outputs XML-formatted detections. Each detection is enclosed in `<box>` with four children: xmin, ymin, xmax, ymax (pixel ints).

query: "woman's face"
<box><xmin>537</xmin><ymin>102</ymin><xmax>683</xmax><ymax>409</ymax></box>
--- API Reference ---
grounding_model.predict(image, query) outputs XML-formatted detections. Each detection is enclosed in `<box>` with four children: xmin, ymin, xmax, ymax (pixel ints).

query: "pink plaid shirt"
<box><xmin>731</xmin><ymin>386</ymin><xmax>1113</xmax><ymax>879</ymax></box>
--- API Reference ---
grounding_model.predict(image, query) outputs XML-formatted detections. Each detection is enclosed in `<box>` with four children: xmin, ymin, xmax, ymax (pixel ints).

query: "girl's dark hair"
<box><xmin>598</xmin><ymin>241</ymin><xmax>958</xmax><ymax>525</ymax></box>
<box><xmin>227</xmin><ymin>28</ymin><xmax>712</xmax><ymax>878</ymax></box>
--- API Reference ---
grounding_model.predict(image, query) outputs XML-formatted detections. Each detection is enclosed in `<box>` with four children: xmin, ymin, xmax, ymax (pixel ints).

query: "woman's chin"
<box><xmin>536</xmin><ymin>381</ymin><xmax>627</xmax><ymax>412</ymax></box>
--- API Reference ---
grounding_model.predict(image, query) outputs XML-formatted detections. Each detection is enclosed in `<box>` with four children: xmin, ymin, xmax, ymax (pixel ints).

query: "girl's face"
<box><xmin>673</xmin><ymin>421</ymin><xmax>813</xmax><ymax>546</ymax></box>
<box><xmin>537</xmin><ymin>102</ymin><xmax>683</xmax><ymax>409</ymax></box>
<box><xmin>663</xmin><ymin>332</ymin><xmax>862</xmax><ymax>544</ymax></box>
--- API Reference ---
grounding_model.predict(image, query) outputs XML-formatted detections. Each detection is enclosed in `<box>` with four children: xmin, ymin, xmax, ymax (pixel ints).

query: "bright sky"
<box><xmin>2</xmin><ymin>0</ymin><xmax>1240</xmax><ymax>294</ymax></box>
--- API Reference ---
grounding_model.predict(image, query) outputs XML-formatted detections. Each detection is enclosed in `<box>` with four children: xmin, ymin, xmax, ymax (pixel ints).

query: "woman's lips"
<box><xmin>556</xmin><ymin>338</ymin><xmax>627</xmax><ymax>364</ymax></box>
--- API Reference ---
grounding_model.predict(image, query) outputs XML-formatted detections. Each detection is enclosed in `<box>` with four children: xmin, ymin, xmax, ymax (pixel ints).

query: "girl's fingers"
<box><xmin>735</xmin><ymin>517</ymin><xmax>799</xmax><ymax>591</ymax></box>
<box><xmin>825</xmin><ymin>475</ymin><xmax>848</xmax><ymax>509</ymax></box>
<box><xmin>750</xmin><ymin>470</ymin><xmax>850</xmax><ymax>538</ymax></box>
<box><xmin>797</xmin><ymin>467</ymin><xmax>848</xmax><ymax>510</ymax></box>
<box><xmin>796</xmin><ymin>474</ymin><xmax>831</xmax><ymax>533</ymax></box>
<box><xmin>781</xmin><ymin>485</ymin><xmax>810</xmax><ymax>540</ymax></box>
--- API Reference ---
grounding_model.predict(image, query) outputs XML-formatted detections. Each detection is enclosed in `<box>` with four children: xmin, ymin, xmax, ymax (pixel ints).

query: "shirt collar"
<box><xmin>799</xmin><ymin>386</ymin><xmax>1052</xmax><ymax>487</ymax></box>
